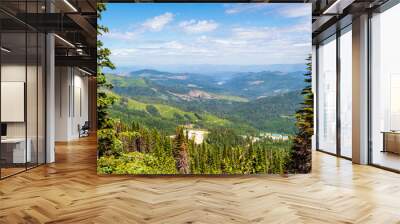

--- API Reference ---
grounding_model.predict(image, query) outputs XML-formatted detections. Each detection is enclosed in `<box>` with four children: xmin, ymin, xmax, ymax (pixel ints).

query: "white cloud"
<box><xmin>179</xmin><ymin>20</ymin><xmax>219</xmax><ymax>33</ymax></box>
<box><xmin>164</xmin><ymin>41</ymin><xmax>188</xmax><ymax>50</ymax></box>
<box><xmin>232</xmin><ymin>27</ymin><xmax>275</xmax><ymax>40</ymax></box>
<box><xmin>112</xmin><ymin>48</ymin><xmax>138</xmax><ymax>56</ymax></box>
<box><xmin>225</xmin><ymin>3</ymin><xmax>311</xmax><ymax>19</ymax></box>
<box><xmin>285</xmin><ymin>21</ymin><xmax>310</xmax><ymax>33</ymax></box>
<box><xmin>292</xmin><ymin>43</ymin><xmax>310</xmax><ymax>47</ymax></box>
<box><xmin>230</xmin><ymin>21</ymin><xmax>310</xmax><ymax>41</ymax></box>
<box><xmin>224</xmin><ymin>3</ymin><xmax>268</xmax><ymax>14</ymax></box>
<box><xmin>278</xmin><ymin>5</ymin><xmax>311</xmax><ymax>18</ymax></box>
<box><xmin>102</xmin><ymin>12</ymin><xmax>174</xmax><ymax>41</ymax></box>
<box><xmin>103</xmin><ymin>31</ymin><xmax>139</xmax><ymax>41</ymax></box>
<box><xmin>108</xmin><ymin>21</ymin><xmax>310</xmax><ymax>66</ymax></box>
<box><xmin>113</xmin><ymin>40</ymin><xmax>214</xmax><ymax>58</ymax></box>
<box><xmin>142</xmin><ymin>12</ymin><xmax>174</xmax><ymax>31</ymax></box>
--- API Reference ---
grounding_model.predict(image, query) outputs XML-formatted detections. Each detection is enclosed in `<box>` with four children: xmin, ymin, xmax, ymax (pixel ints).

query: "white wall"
<box><xmin>1</xmin><ymin>64</ymin><xmax>26</xmax><ymax>138</ymax></box>
<box><xmin>1</xmin><ymin>63</ymin><xmax>46</xmax><ymax>164</ymax></box>
<box><xmin>55</xmin><ymin>66</ymin><xmax>70</xmax><ymax>141</ymax></box>
<box><xmin>72</xmin><ymin>72</ymin><xmax>89</xmax><ymax>138</ymax></box>
<box><xmin>55</xmin><ymin>67</ymin><xmax>89</xmax><ymax>141</ymax></box>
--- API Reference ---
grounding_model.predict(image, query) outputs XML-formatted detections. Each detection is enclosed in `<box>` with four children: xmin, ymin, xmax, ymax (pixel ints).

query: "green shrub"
<box><xmin>146</xmin><ymin>105</ymin><xmax>161</xmax><ymax>117</ymax></box>
<box><xmin>97</xmin><ymin>151</ymin><xmax>177</xmax><ymax>175</ymax></box>
<box><xmin>97</xmin><ymin>127</ymin><xmax>122</xmax><ymax>156</ymax></box>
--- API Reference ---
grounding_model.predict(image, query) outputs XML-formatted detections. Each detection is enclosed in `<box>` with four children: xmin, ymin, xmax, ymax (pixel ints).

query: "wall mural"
<box><xmin>97</xmin><ymin>3</ymin><xmax>313</xmax><ymax>175</ymax></box>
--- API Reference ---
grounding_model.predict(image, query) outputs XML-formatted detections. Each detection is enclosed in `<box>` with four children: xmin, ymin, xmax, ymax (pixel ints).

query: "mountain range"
<box><xmin>105</xmin><ymin>64</ymin><xmax>307</xmax><ymax>75</ymax></box>
<box><xmin>107</xmin><ymin>69</ymin><xmax>306</xmax><ymax>135</ymax></box>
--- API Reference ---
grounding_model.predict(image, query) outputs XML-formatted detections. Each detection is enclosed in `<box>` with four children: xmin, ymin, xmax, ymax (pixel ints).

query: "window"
<box><xmin>339</xmin><ymin>27</ymin><xmax>352</xmax><ymax>158</ymax></box>
<box><xmin>317</xmin><ymin>35</ymin><xmax>337</xmax><ymax>154</ymax></box>
<box><xmin>0</xmin><ymin>1</ymin><xmax>46</xmax><ymax>179</ymax></box>
<box><xmin>1</xmin><ymin>29</ymin><xmax>28</xmax><ymax>177</ymax></box>
<box><xmin>370</xmin><ymin>3</ymin><xmax>400</xmax><ymax>171</ymax></box>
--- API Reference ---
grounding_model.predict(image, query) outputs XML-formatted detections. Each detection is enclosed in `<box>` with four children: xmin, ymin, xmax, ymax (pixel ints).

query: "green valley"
<box><xmin>106</xmin><ymin>69</ymin><xmax>305</xmax><ymax>135</ymax></box>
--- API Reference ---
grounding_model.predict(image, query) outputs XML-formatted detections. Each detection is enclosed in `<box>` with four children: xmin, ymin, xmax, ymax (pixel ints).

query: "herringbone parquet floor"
<box><xmin>1</xmin><ymin>136</ymin><xmax>400</xmax><ymax>224</ymax></box>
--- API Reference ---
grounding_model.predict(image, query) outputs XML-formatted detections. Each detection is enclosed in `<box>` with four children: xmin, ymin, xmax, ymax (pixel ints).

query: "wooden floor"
<box><xmin>372</xmin><ymin>151</ymin><xmax>400</xmax><ymax>171</ymax></box>
<box><xmin>1</xmin><ymin>136</ymin><xmax>400</xmax><ymax>224</ymax></box>
<box><xmin>0</xmin><ymin>167</ymin><xmax>26</xmax><ymax>178</ymax></box>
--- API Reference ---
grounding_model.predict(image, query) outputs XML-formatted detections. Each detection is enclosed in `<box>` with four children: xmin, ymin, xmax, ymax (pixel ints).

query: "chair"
<box><xmin>79</xmin><ymin>121</ymin><xmax>90</xmax><ymax>138</ymax></box>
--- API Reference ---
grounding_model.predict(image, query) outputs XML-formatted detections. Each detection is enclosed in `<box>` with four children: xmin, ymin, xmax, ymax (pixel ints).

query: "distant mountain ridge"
<box><xmin>106</xmin><ymin>63</ymin><xmax>307</xmax><ymax>75</ymax></box>
<box><xmin>107</xmin><ymin>68</ymin><xmax>306</xmax><ymax>134</ymax></box>
<box><xmin>114</xmin><ymin>69</ymin><xmax>305</xmax><ymax>99</ymax></box>
<box><xmin>130</xmin><ymin>69</ymin><xmax>172</xmax><ymax>76</ymax></box>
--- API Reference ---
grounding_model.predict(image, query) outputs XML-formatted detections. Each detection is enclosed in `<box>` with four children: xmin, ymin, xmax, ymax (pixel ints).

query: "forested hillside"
<box><xmin>106</xmin><ymin>69</ymin><xmax>305</xmax><ymax>135</ymax></box>
<box><xmin>98</xmin><ymin>122</ymin><xmax>291</xmax><ymax>175</ymax></box>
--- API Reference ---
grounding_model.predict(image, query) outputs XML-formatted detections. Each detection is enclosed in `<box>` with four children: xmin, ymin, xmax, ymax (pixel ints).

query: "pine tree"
<box><xmin>290</xmin><ymin>56</ymin><xmax>313</xmax><ymax>173</ymax></box>
<box><xmin>97</xmin><ymin>3</ymin><xmax>117</xmax><ymax>156</ymax></box>
<box><xmin>173</xmin><ymin>126</ymin><xmax>190</xmax><ymax>174</ymax></box>
<box><xmin>135</xmin><ymin>129</ymin><xmax>143</xmax><ymax>152</ymax></box>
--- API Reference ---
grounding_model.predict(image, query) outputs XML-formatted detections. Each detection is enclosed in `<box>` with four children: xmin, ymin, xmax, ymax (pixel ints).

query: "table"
<box><xmin>382</xmin><ymin>131</ymin><xmax>400</xmax><ymax>154</ymax></box>
<box><xmin>1</xmin><ymin>138</ymin><xmax>31</xmax><ymax>164</ymax></box>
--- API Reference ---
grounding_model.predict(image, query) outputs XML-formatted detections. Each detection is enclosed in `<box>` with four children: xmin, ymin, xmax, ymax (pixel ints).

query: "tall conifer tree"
<box><xmin>290</xmin><ymin>56</ymin><xmax>313</xmax><ymax>173</ymax></box>
<box><xmin>173</xmin><ymin>127</ymin><xmax>190</xmax><ymax>174</ymax></box>
<box><xmin>97</xmin><ymin>3</ymin><xmax>117</xmax><ymax>156</ymax></box>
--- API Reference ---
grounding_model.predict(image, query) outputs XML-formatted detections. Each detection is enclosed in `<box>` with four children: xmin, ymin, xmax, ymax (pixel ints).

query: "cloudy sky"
<box><xmin>100</xmin><ymin>3</ymin><xmax>311</xmax><ymax>69</ymax></box>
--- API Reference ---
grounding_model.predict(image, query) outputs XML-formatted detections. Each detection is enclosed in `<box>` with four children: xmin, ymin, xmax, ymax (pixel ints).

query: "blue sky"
<box><xmin>100</xmin><ymin>3</ymin><xmax>311</xmax><ymax>69</ymax></box>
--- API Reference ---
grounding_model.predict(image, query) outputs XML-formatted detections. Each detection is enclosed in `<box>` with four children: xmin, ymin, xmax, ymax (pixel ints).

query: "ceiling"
<box><xmin>0</xmin><ymin>0</ymin><xmax>96</xmax><ymax>73</ymax></box>
<box><xmin>310</xmin><ymin>0</ymin><xmax>390</xmax><ymax>43</ymax></box>
<box><xmin>1</xmin><ymin>0</ymin><xmax>394</xmax><ymax>72</ymax></box>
